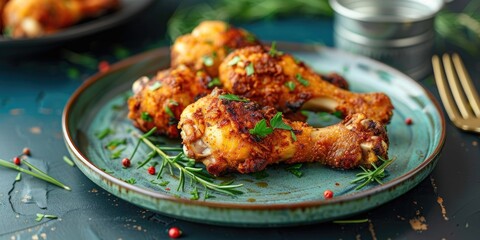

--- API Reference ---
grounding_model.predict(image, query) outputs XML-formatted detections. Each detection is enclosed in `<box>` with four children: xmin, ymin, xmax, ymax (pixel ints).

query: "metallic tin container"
<box><xmin>330</xmin><ymin>0</ymin><xmax>444</xmax><ymax>80</ymax></box>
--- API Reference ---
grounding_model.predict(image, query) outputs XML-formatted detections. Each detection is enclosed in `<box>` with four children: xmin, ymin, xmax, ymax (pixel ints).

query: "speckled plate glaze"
<box><xmin>62</xmin><ymin>43</ymin><xmax>446</xmax><ymax>227</ymax></box>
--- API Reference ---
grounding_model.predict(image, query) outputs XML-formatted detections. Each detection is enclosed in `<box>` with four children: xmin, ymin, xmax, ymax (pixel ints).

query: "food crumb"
<box><xmin>40</xmin><ymin>233</ymin><xmax>47</xmax><ymax>240</ymax></box>
<box><xmin>472</xmin><ymin>141</ymin><xmax>478</xmax><ymax>147</ymax></box>
<box><xmin>409</xmin><ymin>216</ymin><xmax>428</xmax><ymax>231</ymax></box>
<box><xmin>91</xmin><ymin>188</ymin><xmax>98</xmax><ymax>193</ymax></box>
<box><xmin>29</xmin><ymin>127</ymin><xmax>42</xmax><ymax>134</ymax></box>
<box><xmin>436</xmin><ymin>197</ymin><xmax>449</xmax><ymax>220</ymax></box>
<box><xmin>10</xmin><ymin>108</ymin><xmax>23</xmax><ymax>115</ymax></box>
<box><xmin>32</xmin><ymin>234</ymin><xmax>39</xmax><ymax>240</ymax></box>
<box><xmin>368</xmin><ymin>221</ymin><xmax>377</xmax><ymax>240</ymax></box>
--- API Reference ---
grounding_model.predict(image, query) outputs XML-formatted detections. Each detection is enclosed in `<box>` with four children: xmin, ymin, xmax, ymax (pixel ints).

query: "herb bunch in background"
<box><xmin>435</xmin><ymin>1</ymin><xmax>480</xmax><ymax>55</ymax></box>
<box><xmin>167</xmin><ymin>0</ymin><xmax>333</xmax><ymax>40</ymax></box>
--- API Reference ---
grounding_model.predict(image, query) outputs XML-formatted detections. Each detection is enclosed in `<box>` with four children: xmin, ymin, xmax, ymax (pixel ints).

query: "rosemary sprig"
<box><xmin>350</xmin><ymin>156</ymin><xmax>396</xmax><ymax>190</ymax></box>
<box><xmin>0</xmin><ymin>159</ymin><xmax>71</xmax><ymax>191</ymax></box>
<box><xmin>134</xmin><ymin>128</ymin><xmax>243</xmax><ymax>196</ymax></box>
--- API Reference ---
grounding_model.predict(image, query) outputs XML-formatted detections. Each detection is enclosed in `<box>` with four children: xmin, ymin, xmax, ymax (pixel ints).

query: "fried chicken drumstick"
<box><xmin>2</xmin><ymin>0</ymin><xmax>119</xmax><ymax>38</ymax></box>
<box><xmin>179</xmin><ymin>89</ymin><xmax>389</xmax><ymax>176</ymax></box>
<box><xmin>219</xmin><ymin>46</ymin><xmax>394</xmax><ymax>124</ymax></box>
<box><xmin>128</xmin><ymin>65</ymin><xmax>212</xmax><ymax>138</ymax></box>
<box><xmin>171</xmin><ymin>20</ymin><xmax>261</xmax><ymax>77</ymax></box>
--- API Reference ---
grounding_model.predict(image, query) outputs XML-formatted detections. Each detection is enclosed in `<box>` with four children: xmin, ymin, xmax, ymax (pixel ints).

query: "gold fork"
<box><xmin>432</xmin><ymin>53</ymin><xmax>480</xmax><ymax>133</ymax></box>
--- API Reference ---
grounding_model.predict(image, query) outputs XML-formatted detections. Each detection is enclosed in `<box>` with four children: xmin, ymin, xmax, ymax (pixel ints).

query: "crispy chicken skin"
<box><xmin>219</xmin><ymin>46</ymin><xmax>394</xmax><ymax>124</ymax></box>
<box><xmin>179</xmin><ymin>89</ymin><xmax>389</xmax><ymax>176</ymax></box>
<box><xmin>171</xmin><ymin>20</ymin><xmax>260</xmax><ymax>77</ymax></box>
<box><xmin>128</xmin><ymin>65</ymin><xmax>212</xmax><ymax>138</ymax></box>
<box><xmin>2</xmin><ymin>0</ymin><xmax>119</xmax><ymax>38</ymax></box>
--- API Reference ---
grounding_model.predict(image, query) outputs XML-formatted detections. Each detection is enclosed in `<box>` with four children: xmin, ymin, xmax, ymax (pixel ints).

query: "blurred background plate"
<box><xmin>0</xmin><ymin>0</ymin><xmax>153</xmax><ymax>58</ymax></box>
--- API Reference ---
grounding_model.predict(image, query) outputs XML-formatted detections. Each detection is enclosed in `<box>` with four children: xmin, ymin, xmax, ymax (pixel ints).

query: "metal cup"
<box><xmin>330</xmin><ymin>0</ymin><xmax>444</xmax><ymax>80</ymax></box>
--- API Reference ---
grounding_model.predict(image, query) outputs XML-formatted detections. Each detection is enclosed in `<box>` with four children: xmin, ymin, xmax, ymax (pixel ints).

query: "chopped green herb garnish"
<box><xmin>207</xmin><ymin>78</ymin><xmax>222</xmax><ymax>88</ymax></box>
<box><xmin>15</xmin><ymin>172</ymin><xmax>22</xmax><ymax>181</ymax></box>
<box><xmin>285</xmin><ymin>163</ymin><xmax>303</xmax><ymax>178</ymax></box>
<box><xmin>106</xmin><ymin>139</ymin><xmax>127</xmax><ymax>150</ymax></box>
<box><xmin>285</xmin><ymin>81</ymin><xmax>296</xmax><ymax>91</ymax></box>
<box><xmin>332</xmin><ymin>111</ymin><xmax>343</xmax><ymax>118</ymax></box>
<box><xmin>35</xmin><ymin>213</ymin><xmax>58</xmax><ymax>222</ymax></box>
<box><xmin>290</xmin><ymin>131</ymin><xmax>297</xmax><ymax>141</ymax></box>
<box><xmin>141</xmin><ymin>112</ymin><xmax>153</xmax><ymax>122</ymax></box>
<box><xmin>149</xmin><ymin>82</ymin><xmax>162</xmax><ymax>91</ymax></box>
<box><xmin>63</xmin><ymin>156</ymin><xmax>75</xmax><ymax>167</ymax></box>
<box><xmin>95</xmin><ymin>128</ymin><xmax>113</xmax><ymax>140</ymax></box>
<box><xmin>296</xmin><ymin>73</ymin><xmax>310</xmax><ymax>86</ymax></box>
<box><xmin>169</xmin><ymin>100</ymin><xmax>179</xmax><ymax>106</ymax></box>
<box><xmin>219</xmin><ymin>94</ymin><xmax>249</xmax><ymax>102</ymax></box>
<box><xmin>125</xmin><ymin>178</ymin><xmax>137</xmax><ymax>184</ymax></box>
<box><xmin>270</xmin><ymin>112</ymin><xmax>293</xmax><ymax>131</ymax></box>
<box><xmin>110</xmin><ymin>148</ymin><xmax>126</xmax><ymax>159</ymax></box>
<box><xmin>227</xmin><ymin>56</ymin><xmax>241</xmax><ymax>66</ymax></box>
<box><xmin>190</xmin><ymin>188</ymin><xmax>200</xmax><ymax>200</ymax></box>
<box><xmin>268</xmin><ymin>41</ymin><xmax>283</xmax><ymax>57</ymax></box>
<box><xmin>249</xmin><ymin>119</ymin><xmax>273</xmax><ymax>138</ymax></box>
<box><xmin>250</xmin><ymin>112</ymin><xmax>296</xmax><ymax>140</ymax></box>
<box><xmin>165</xmin><ymin>105</ymin><xmax>175</xmax><ymax>118</ymax></box>
<box><xmin>203</xmin><ymin>55</ymin><xmax>215</xmax><ymax>66</ymax></box>
<box><xmin>151</xmin><ymin>179</ymin><xmax>170</xmax><ymax>187</ymax></box>
<box><xmin>246</xmin><ymin>63</ymin><xmax>255</xmax><ymax>76</ymax></box>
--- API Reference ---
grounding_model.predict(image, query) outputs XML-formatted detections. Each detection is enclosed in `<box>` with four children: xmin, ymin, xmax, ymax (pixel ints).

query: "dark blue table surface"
<box><xmin>1</xmin><ymin>1</ymin><xmax>479</xmax><ymax>239</ymax></box>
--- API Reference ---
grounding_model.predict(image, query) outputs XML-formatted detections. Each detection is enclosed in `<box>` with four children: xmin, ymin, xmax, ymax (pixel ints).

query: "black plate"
<box><xmin>0</xmin><ymin>0</ymin><xmax>153</xmax><ymax>57</ymax></box>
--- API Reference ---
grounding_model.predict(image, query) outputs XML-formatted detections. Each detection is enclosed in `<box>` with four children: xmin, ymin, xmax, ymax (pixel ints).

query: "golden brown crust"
<box><xmin>219</xmin><ymin>46</ymin><xmax>394</xmax><ymax>124</ymax></box>
<box><xmin>179</xmin><ymin>89</ymin><xmax>389</xmax><ymax>176</ymax></box>
<box><xmin>3</xmin><ymin>0</ymin><xmax>119</xmax><ymax>38</ymax></box>
<box><xmin>171</xmin><ymin>21</ymin><xmax>260</xmax><ymax>77</ymax></box>
<box><xmin>127</xmin><ymin>65</ymin><xmax>211</xmax><ymax>138</ymax></box>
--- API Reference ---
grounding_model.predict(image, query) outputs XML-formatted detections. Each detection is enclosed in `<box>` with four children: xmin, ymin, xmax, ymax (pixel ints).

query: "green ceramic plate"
<box><xmin>62</xmin><ymin>43</ymin><xmax>446</xmax><ymax>227</ymax></box>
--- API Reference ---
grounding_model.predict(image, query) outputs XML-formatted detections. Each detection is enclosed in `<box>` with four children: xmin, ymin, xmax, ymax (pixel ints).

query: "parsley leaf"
<box><xmin>296</xmin><ymin>73</ymin><xmax>310</xmax><ymax>86</ymax></box>
<box><xmin>207</xmin><ymin>77</ymin><xmax>222</xmax><ymax>88</ymax></box>
<box><xmin>285</xmin><ymin>163</ymin><xmax>304</xmax><ymax>178</ymax></box>
<box><xmin>149</xmin><ymin>82</ymin><xmax>162</xmax><ymax>91</ymax></box>
<box><xmin>270</xmin><ymin>112</ymin><xmax>293</xmax><ymax>130</ymax></box>
<box><xmin>285</xmin><ymin>81</ymin><xmax>296</xmax><ymax>91</ymax></box>
<box><xmin>141</xmin><ymin>112</ymin><xmax>153</xmax><ymax>122</ymax></box>
<box><xmin>269</xmin><ymin>41</ymin><xmax>283</xmax><ymax>57</ymax></box>
<box><xmin>227</xmin><ymin>56</ymin><xmax>241</xmax><ymax>66</ymax></box>
<box><xmin>165</xmin><ymin>106</ymin><xmax>175</xmax><ymax>118</ymax></box>
<box><xmin>95</xmin><ymin>128</ymin><xmax>113</xmax><ymax>140</ymax></box>
<box><xmin>249</xmin><ymin>119</ymin><xmax>273</xmax><ymax>138</ymax></box>
<box><xmin>246</xmin><ymin>63</ymin><xmax>255</xmax><ymax>76</ymax></box>
<box><xmin>202</xmin><ymin>55</ymin><xmax>214</xmax><ymax>66</ymax></box>
<box><xmin>219</xmin><ymin>94</ymin><xmax>249</xmax><ymax>102</ymax></box>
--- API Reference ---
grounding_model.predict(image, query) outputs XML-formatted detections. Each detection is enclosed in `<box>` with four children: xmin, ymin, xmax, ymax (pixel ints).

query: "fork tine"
<box><xmin>451</xmin><ymin>53</ymin><xmax>480</xmax><ymax>117</ymax></box>
<box><xmin>432</xmin><ymin>55</ymin><xmax>462</xmax><ymax>122</ymax></box>
<box><xmin>442</xmin><ymin>53</ymin><xmax>475</xmax><ymax>119</ymax></box>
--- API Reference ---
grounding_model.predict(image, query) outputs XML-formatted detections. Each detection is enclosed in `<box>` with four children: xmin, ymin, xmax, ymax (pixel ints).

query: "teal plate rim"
<box><xmin>62</xmin><ymin>43</ymin><xmax>446</xmax><ymax>227</ymax></box>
